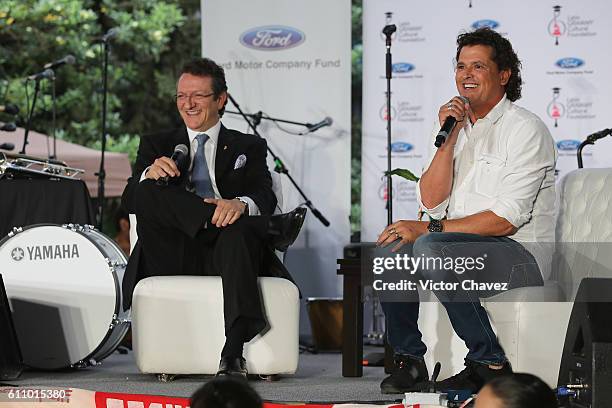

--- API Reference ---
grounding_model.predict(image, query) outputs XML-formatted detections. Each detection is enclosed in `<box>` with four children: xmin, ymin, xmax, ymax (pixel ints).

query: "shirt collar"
<box><xmin>480</xmin><ymin>94</ymin><xmax>510</xmax><ymax>124</ymax></box>
<box><xmin>186</xmin><ymin>119</ymin><xmax>221</xmax><ymax>145</ymax></box>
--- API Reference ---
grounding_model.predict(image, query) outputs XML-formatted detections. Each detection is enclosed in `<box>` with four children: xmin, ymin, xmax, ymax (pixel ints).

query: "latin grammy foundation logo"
<box><xmin>549</xmin><ymin>5</ymin><xmax>567</xmax><ymax>45</ymax></box>
<box><xmin>547</xmin><ymin>87</ymin><xmax>565</xmax><ymax>128</ymax></box>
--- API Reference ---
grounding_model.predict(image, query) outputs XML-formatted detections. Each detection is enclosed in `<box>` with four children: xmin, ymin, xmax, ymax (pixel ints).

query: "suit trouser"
<box><xmin>133</xmin><ymin>179</ymin><xmax>269</xmax><ymax>341</ymax></box>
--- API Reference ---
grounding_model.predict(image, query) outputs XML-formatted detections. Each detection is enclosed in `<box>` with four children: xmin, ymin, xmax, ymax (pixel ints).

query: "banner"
<box><xmin>201</xmin><ymin>0</ymin><xmax>351</xmax><ymax>329</ymax></box>
<box><xmin>361</xmin><ymin>0</ymin><xmax>612</xmax><ymax>240</ymax></box>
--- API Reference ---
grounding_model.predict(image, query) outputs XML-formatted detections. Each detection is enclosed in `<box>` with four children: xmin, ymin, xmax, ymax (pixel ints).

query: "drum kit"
<box><xmin>0</xmin><ymin>151</ymin><xmax>130</xmax><ymax>371</ymax></box>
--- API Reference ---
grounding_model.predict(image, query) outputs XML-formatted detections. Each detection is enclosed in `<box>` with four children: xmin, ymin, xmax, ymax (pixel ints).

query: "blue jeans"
<box><xmin>381</xmin><ymin>232</ymin><xmax>543</xmax><ymax>365</ymax></box>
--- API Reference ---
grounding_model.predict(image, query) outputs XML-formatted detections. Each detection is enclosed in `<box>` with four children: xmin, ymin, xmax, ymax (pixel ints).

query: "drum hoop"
<box><xmin>0</xmin><ymin>223</ymin><xmax>129</xmax><ymax>367</ymax></box>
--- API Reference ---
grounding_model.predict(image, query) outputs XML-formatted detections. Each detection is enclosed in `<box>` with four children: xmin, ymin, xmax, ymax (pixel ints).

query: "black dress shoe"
<box><xmin>268</xmin><ymin>207</ymin><xmax>307</xmax><ymax>252</ymax></box>
<box><xmin>216</xmin><ymin>356</ymin><xmax>248</xmax><ymax>378</ymax></box>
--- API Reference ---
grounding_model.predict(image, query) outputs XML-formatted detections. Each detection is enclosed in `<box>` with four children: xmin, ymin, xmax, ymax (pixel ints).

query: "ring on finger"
<box><xmin>395</xmin><ymin>232</ymin><xmax>401</xmax><ymax>239</ymax></box>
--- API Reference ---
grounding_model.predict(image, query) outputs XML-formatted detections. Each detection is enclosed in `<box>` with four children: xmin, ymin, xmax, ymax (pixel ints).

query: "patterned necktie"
<box><xmin>192</xmin><ymin>133</ymin><xmax>215</xmax><ymax>198</ymax></box>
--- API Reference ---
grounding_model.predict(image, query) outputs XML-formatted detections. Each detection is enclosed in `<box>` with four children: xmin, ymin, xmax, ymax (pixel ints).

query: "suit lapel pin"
<box><xmin>223</xmin><ymin>145</ymin><xmax>228</xmax><ymax>150</ymax></box>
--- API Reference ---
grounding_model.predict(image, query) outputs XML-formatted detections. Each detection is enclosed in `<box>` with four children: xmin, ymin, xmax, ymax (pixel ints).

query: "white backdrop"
<box><xmin>201</xmin><ymin>0</ymin><xmax>352</xmax><ymax>333</ymax></box>
<box><xmin>361</xmin><ymin>0</ymin><xmax>612</xmax><ymax>240</ymax></box>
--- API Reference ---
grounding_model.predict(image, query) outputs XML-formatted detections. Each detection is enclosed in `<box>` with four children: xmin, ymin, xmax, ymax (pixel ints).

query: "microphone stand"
<box><xmin>226</xmin><ymin>95</ymin><xmax>330</xmax><ymax>227</ymax></box>
<box><xmin>383</xmin><ymin>24</ymin><xmax>396</xmax><ymax>226</ymax></box>
<box><xmin>96</xmin><ymin>34</ymin><xmax>111</xmax><ymax>231</ymax></box>
<box><xmin>365</xmin><ymin>23</ymin><xmax>398</xmax><ymax>371</ymax></box>
<box><xmin>577</xmin><ymin>128</ymin><xmax>612</xmax><ymax>168</ymax></box>
<box><xmin>20</xmin><ymin>74</ymin><xmax>51</xmax><ymax>154</ymax></box>
<box><xmin>225</xmin><ymin>110</ymin><xmax>324</xmax><ymax>134</ymax></box>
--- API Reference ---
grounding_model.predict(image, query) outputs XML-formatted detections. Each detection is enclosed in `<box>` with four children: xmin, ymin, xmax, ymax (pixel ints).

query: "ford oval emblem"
<box><xmin>392</xmin><ymin>62</ymin><xmax>415</xmax><ymax>73</ymax></box>
<box><xmin>556</xmin><ymin>58</ymin><xmax>584</xmax><ymax>69</ymax></box>
<box><xmin>471</xmin><ymin>19</ymin><xmax>500</xmax><ymax>29</ymax></box>
<box><xmin>557</xmin><ymin>139</ymin><xmax>581</xmax><ymax>151</ymax></box>
<box><xmin>239</xmin><ymin>26</ymin><xmax>305</xmax><ymax>51</ymax></box>
<box><xmin>391</xmin><ymin>142</ymin><xmax>414</xmax><ymax>153</ymax></box>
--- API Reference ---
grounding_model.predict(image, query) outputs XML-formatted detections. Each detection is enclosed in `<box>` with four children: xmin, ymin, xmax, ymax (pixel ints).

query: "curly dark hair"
<box><xmin>456</xmin><ymin>27</ymin><xmax>522</xmax><ymax>101</ymax></box>
<box><xmin>180</xmin><ymin>57</ymin><xmax>228</xmax><ymax>116</ymax></box>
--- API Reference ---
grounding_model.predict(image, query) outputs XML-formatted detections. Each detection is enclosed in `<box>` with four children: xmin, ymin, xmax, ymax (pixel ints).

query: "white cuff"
<box><xmin>139</xmin><ymin>166</ymin><xmax>151</xmax><ymax>182</ymax></box>
<box><xmin>237</xmin><ymin>196</ymin><xmax>260</xmax><ymax>216</ymax></box>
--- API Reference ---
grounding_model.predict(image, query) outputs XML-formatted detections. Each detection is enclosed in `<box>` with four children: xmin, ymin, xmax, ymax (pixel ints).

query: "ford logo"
<box><xmin>239</xmin><ymin>26</ymin><xmax>305</xmax><ymax>51</ymax></box>
<box><xmin>555</xmin><ymin>58</ymin><xmax>584</xmax><ymax>69</ymax></box>
<box><xmin>391</xmin><ymin>142</ymin><xmax>414</xmax><ymax>153</ymax></box>
<box><xmin>392</xmin><ymin>62</ymin><xmax>415</xmax><ymax>73</ymax></box>
<box><xmin>471</xmin><ymin>19</ymin><xmax>500</xmax><ymax>29</ymax></box>
<box><xmin>557</xmin><ymin>139</ymin><xmax>581</xmax><ymax>151</ymax></box>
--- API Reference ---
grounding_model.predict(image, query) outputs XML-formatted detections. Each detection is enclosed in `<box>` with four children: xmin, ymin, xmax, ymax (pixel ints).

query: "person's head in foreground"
<box><xmin>474</xmin><ymin>373</ymin><xmax>557</xmax><ymax>408</ymax></box>
<box><xmin>191</xmin><ymin>376</ymin><xmax>262</xmax><ymax>408</ymax></box>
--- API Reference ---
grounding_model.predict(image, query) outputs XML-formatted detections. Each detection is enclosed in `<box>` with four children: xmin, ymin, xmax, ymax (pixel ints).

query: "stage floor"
<box><xmin>4</xmin><ymin>347</ymin><xmax>401</xmax><ymax>404</ymax></box>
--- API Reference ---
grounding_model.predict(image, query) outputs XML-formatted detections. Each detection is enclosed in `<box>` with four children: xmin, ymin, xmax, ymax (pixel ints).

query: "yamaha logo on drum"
<box><xmin>10</xmin><ymin>247</ymin><xmax>25</xmax><ymax>261</ymax></box>
<box><xmin>13</xmin><ymin>244</ymin><xmax>81</xmax><ymax>261</ymax></box>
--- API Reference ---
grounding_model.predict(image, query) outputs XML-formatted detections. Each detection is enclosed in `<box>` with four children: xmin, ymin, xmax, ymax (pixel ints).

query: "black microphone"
<box><xmin>27</xmin><ymin>68</ymin><xmax>55</xmax><ymax>81</ymax></box>
<box><xmin>435</xmin><ymin>96</ymin><xmax>469</xmax><ymax>148</ymax></box>
<box><xmin>43</xmin><ymin>54</ymin><xmax>76</xmax><ymax>70</ymax></box>
<box><xmin>382</xmin><ymin>24</ymin><xmax>397</xmax><ymax>37</ymax></box>
<box><xmin>0</xmin><ymin>123</ymin><xmax>17</xmax><ymax>132</ymax></box>
<box><xmin>0</xmin><ymin>142</ymin><xmax>15</xmax><ymax>150</ymax></box>
<box><xmin>159</xmin><ymin>144</ymin><xmax>189</xmax><ymax>184</ymax></box>
<box><xmin>306</xmin><ymin>117</ymin><xmax>333</xmax><ymax>133</ymax></box>
<box><xmin>585</xmin><ymin>128</ymin><xmax>612</xmax><ymax>143</ymax></box>
<box><xmin>0</xmin><ymin>104</ymin><xmax>19</xmax><ymax>115</ymax></box>
<box><xmin>97</xmin><ymin>27</ymin><xmax>119</xmax><ymax>43</ymax></box>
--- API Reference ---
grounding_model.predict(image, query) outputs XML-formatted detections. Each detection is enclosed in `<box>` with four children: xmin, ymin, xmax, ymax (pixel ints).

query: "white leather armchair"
<box><xmin>418</xmin><ymin>168</ymin><xmax>612</xmax><ymax>387</ymax></box>
<box><xmin>129</xmin><ymin>172</ymin><xmax>300</xmax><ymax>377</ymax></box>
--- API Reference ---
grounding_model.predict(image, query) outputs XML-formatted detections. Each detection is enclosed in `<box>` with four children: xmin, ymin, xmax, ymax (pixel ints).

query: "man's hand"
<box><xmin>377</xmin><ymin>220</ymin><xmax>428</xmax><ymax>252</ymax></box>
<box><xmin>204</xmin><ymin>198</ymin><xmax>247</xmax><ymax>227</ymax></box>
<box><xmin>437</xmin><ymin>96</ymin><xmax>476</xmax><ymax>148</ymax></box>
<box><xmin>145</xmin><ymin>156</ymin><xmax>180</xmax><ymax>180</ymax></box>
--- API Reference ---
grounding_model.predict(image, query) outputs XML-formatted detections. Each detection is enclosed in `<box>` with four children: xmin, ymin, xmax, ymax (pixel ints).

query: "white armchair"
<box><xmin>129</xmin><ymin>172</ymin><xmax>300</xmax><ymax>377</ymax></box>
<box><xmin>418</xmin><ymin>168</ymin><xmax>612</xmax><ymax>387</ymax></box>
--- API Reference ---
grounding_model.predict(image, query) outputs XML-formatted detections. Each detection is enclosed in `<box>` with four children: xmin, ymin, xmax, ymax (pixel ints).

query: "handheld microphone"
<box><xmin>434</xmin><ymin>96</ymin><xmax>469</xmax><ymax>148</ymax></box>
<box><xmin>159</xmin><ymin>144</ymin><xmax>189</xmax><ymax>184</ymax></box>
<box><xmin>0</xmin><ymin>142</ymin><xmax>15</xmax><ymax>150</ymax></box>
<box><xmin>306</xmin><ymin>117</ymin><xmax>333</xmax><ymax>133</ymax></box>
<box><xmin>43</xmin><ymin>54</ymin><xmax>76</xmax><ymax>70</ymax></box>
<box><xmin>0</xmin><ymin>104</ymin><xmax>19</xmax><ymax>115</ymax></box>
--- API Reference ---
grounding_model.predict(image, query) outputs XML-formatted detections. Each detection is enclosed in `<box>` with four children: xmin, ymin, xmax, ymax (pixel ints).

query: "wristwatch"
<box><xmin>236</xmin><ymin>197</ymin><xmax>249</xmax><ymax>215</ymax></box>
<box><xmin>427</xmin><ymin>219</ymin><xmax>443</xmax><ymax>233</ymax></box>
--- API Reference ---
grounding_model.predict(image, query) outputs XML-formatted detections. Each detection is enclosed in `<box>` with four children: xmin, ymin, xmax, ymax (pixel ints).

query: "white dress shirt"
<box><xmin>416</xmin><ymin>96</ymin><xmax>558</xmax><ymax>278</ymax></box>
<box><xmin>141</xmin><ymin>120</ymin><xmax>260</xmax><ymax>215</ymax></box>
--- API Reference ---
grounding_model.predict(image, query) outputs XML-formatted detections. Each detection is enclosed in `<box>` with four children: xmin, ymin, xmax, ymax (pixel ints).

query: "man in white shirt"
<box><xmin>377</xmin><ymin>28</ymin><xmax>557</xmax><ymax>394</ymax></box>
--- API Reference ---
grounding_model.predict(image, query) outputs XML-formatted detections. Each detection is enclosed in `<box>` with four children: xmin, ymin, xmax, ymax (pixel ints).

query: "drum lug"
<box><xmin>72</xmin><ymin>358</ymin><xmax>99</xmax><ymax>369</ymax></box>
<box><xmin>110</xmin><ymin>314</ymin><xmax>131</xmax><ymax>329</ymax></box>
<box><xmin>8</xmin><ymin>226</ymin><xmax>23</xmax><ymax>237</ymax></box>
<box><xmin>157</xmin><ymin>374</ymin><xmax>176</xmax><ymax>382</ymax></box>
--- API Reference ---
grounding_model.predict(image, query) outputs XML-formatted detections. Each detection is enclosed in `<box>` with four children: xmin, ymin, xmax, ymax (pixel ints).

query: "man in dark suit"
<box><xmin>121</xmin><ymin>57</ymin><xmax>305</xmax><ymax>377</ymax></box>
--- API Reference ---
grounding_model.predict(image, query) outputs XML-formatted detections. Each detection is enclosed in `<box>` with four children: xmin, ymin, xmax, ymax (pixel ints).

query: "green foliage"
<box><xmin>385</xmin><ymin>168</ymin><xmax>420</xmax><ymax>182</ymax></box>
<box><xmin>0</xmin><ymin>0</ymin><xmax>199</xmax><ymax>162</ymax></box>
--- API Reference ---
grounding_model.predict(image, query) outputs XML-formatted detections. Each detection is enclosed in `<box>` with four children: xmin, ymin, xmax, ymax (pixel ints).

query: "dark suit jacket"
<box><xmin>121</xmin><ymin>124</ymin><xmax>292</xmax><ymax>310</ymax></box>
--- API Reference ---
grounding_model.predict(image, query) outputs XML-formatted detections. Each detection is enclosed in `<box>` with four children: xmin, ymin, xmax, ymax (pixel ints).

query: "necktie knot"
<box><xmin>196</xmin><ymin>133</ymin><xmax>209</xmax><ymax>145</ymax></box>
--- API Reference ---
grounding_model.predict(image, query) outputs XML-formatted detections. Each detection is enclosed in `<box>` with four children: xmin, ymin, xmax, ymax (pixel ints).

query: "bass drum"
<box><xmin>0</xmin><ymin>224</ymin><xmax>129</xmax><ymax>370</ymax></box>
